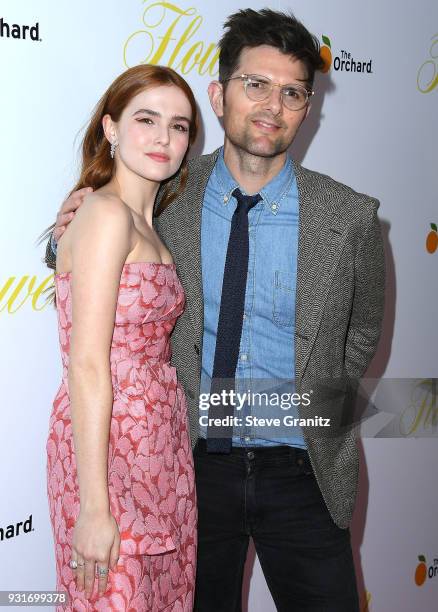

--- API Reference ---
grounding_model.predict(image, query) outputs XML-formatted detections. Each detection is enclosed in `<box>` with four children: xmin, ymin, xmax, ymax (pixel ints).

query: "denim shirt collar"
<box><xmin>213</xmin><ymin>146</ymin><xmax>294</xmax><ymax>215</ymax></box>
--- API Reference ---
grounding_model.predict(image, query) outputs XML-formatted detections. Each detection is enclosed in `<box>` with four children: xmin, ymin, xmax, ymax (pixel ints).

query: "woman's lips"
<box><xmin>146</xmin><ymin>152</ymin><xmax>170</xmax><ymax>162</ymax></box>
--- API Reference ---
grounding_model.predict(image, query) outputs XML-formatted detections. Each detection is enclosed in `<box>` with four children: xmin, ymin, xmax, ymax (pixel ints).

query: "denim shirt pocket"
<box><xmin>273</xmin><ymin>270</ymin><xmax>296</xmax><ymax>328</ymax></box>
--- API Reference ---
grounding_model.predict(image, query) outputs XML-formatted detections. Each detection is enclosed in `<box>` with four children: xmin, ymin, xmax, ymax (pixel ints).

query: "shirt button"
<box><xmin>223</xmin><ymin>195</ymin><xmax>229</xmax><ymax>203</ymax></box>
<box><xmin>243</xmin><ymin>313</ymin><xmax>247</xmax><ymax>320</ymax></box>
<box><xmin>271</xmin><ymin>202</ymin><xmax>278</xmax><ymax>210</ymax></box>
<box><xmin>240</xmin><ymin>353</ymin><xmax>248</xmax><ymax>361</ymax></box>
<box><xmin>247</xmin><ymin>451</ymin><xmax>255</xmax><ymax>459</ymax></box>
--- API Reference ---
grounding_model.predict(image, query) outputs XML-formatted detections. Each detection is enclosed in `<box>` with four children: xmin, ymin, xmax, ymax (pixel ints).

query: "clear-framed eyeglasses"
<box><xmin>222</xmin><ymin>73</ymin><xmax>314</xmax><ymax>111</ymax></box>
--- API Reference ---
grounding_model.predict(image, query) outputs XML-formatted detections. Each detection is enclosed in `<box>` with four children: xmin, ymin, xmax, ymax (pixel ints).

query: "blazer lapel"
<box><xmin>293</xmin><ymin>160</ymin><xmax>347</xmax><ymax>379</ymax></box>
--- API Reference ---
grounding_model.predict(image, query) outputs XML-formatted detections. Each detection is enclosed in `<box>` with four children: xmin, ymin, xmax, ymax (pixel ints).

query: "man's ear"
<box><xmin>102</xmin><ymin>114</ymin><xmax>117</xmax><ymax>145</ymax></box>
<box><xmin>208</xmin><ymin>81</ymin><xmax>225</xmax><ymax>118</ymax></box>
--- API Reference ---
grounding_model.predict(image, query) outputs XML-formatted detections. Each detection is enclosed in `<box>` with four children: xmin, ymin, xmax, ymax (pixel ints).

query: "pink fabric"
<box><xmin>47</xmin><ymin>262</ymin><xmax>197</xmax><ymax>611</ymax></box>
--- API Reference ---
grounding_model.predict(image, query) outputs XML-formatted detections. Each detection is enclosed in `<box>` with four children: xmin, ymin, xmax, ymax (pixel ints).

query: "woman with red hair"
<box><xmin>46</xmin><ymin>64</ymin><xmax>198</xmax><ymax>611</ymax></box>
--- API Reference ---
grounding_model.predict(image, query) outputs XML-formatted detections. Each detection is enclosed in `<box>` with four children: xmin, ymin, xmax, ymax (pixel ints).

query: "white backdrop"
<box><xmin>1</xmin><ymin>1</ymin><xmax>437</xmax><ymax>610</ymax></box>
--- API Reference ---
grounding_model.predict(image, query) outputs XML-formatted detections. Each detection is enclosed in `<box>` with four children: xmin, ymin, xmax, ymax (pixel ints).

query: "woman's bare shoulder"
<box><xmin>76</xmin><ymin>192</ymin><xmax>133</xmax><ymax>227</ymax></box>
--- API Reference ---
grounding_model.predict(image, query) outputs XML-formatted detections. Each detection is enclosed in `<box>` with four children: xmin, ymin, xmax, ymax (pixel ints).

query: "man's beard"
<box><xmin>224</xmin><ymin>118</ymin><xmax>291</xmax><ymax>159</ymax></box>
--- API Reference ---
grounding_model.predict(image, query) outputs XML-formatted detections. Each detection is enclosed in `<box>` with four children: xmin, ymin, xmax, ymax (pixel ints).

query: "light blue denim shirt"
<box><xmin>200</xmin><ymin>148</ymin><xmax>306</xmax><ymax>448</ymax></box>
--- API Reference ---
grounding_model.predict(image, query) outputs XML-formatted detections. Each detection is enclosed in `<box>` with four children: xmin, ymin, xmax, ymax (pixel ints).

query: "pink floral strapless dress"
<box><xmin>46</xmin><ymin>262</ymin><xmax>197</xmax><ymax>611</ymax></box>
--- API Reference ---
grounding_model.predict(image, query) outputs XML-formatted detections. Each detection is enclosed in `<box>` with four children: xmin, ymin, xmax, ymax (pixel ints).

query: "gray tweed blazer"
<box><xmin>154</xmin><ymin>149</ymin><xmax>385</xmax><ymax>529</ymax></box>
<box><xmin>45</xmin><ymin>148</ymin><xmax>385</xmax><ymax>528</ymax></box>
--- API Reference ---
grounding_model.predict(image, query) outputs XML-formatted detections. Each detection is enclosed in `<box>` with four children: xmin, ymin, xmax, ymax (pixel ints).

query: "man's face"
<box><xmin>210</xmin><ymin>45</ymin><xmax>311</xmax><ymax>159</ymax></box>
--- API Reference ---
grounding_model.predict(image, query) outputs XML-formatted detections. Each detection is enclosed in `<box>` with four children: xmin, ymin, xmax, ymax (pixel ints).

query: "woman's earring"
<box><xmin>110</xmin><ymin>141</ymin><xmax>118</xmax><ymax>159</ymax></box>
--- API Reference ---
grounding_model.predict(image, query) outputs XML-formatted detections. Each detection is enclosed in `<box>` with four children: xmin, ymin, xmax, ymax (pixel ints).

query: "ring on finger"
<box><xmin>96</xmin><ymin>566</ymin><xmax>109</xmax><ymax>577</ymax></box>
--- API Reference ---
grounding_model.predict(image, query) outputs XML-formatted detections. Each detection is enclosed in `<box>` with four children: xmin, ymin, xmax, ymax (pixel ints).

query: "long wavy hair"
<box><xmin>40</xmin><ymin>64</ymin><xmax>198</xmax><ymax>243</ymax></box>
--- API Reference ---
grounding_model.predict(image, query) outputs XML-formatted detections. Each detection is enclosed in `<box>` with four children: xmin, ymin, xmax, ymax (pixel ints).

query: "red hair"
<box><xmin>73</xmin><ymin>64</ymin><xmax>198</xmax><ymax>208</ymax></box>
<box><xmin>39</xmin><ymin>65</ymin><xmax>198</xmax><ymax>304</ymax></box>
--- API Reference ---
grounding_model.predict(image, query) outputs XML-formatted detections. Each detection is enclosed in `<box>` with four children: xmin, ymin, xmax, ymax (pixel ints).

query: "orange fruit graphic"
<box><xmin>426</xmin><ymin>223</ymin><xmax>438</xmax><ymax>253</ymax></box>
<box><xmin>320</xmin><ymin>35</ymin><xmax>332</xmax><ymax>73</ymax></box>
<box><xmin>415</xmin><ymin>555</ymin><xmax>427</xmax><ymax>586</ymax></box>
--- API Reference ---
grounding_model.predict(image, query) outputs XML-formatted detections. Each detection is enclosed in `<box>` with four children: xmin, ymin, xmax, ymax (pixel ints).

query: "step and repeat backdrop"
<box><xmin>1</xmin><ymin>1</ymin><xmax>437</xmax><ymax>610</ymax></box>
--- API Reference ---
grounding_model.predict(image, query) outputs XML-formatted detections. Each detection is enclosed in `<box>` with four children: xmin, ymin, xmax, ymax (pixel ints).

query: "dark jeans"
<box><xmin>193</xmin><ymin>439</ymin><xmax>359</xmax><ymax>612</ymax></box>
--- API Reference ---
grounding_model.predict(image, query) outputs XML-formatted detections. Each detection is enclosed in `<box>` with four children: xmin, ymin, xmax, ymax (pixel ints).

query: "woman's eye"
<box><xmin>137</xmin><ymin>117</ymin><xmax>153</xmax><ymax>124</ymax></box>
<box><xmin>173</xmin><ymin>124</ymin><xmax>189</xmax><ymax>132</ymax></box>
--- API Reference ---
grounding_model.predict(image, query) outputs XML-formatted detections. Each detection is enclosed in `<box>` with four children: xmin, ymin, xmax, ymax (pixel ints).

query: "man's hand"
<box><xmin>54</xmin><ymin>187</ymin><xmax>93</xmax><ymax>242</ymax></box>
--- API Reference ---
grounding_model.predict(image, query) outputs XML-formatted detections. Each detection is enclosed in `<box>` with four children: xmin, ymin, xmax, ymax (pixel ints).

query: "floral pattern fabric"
<box><xmin>47</xmin><ymin>262</ymin><xmax>197</xmax><ymax>611</ymax></box>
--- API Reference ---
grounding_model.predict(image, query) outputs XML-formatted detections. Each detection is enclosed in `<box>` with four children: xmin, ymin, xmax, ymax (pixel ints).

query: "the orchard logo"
<box><xmin>417</xmin><ymin>33</ymin><xmax>438</xmax><ymax>94</ymax></box>
<box><xmin>0</xmin><ymin>514</ymin><xmax>34</xmax><ymax>542</ymax></box>
<box><xmin>0</xmin><ymin>17</ymin><xmax>41</xmax><ymax>41</ymax></box>
<box><xmin>414</xmin><ymin>555</ymin><xmax>438</xmax><ymax>586</ymax></box>
<box><xmin>426</xmin><ymin>223</ymin><xmax>438</xmax><ymax>253</ymax></box>
<box><xmin>320</xmin><ymin>34</ymin><xmax>373</xmax><ymax>74</ymax></box>
<box><xmin>415</xmin><ymin>555</ymin><xmax>428</xmax><ymax>586</ymax></box>
<box><xmin>320</xmin><ymin>35</ymin><xmax>332</xmax><ymax>72</ymax></box>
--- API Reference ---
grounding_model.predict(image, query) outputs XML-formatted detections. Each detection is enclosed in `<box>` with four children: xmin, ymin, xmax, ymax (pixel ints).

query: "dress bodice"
<box><xmin>55</xmin><ymin>262</ymin><xmax>185</xmax><ymax>371</ymax></box>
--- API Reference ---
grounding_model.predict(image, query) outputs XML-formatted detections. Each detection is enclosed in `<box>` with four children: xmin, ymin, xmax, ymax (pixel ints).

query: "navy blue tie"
<box><xmin>207</xmin><ymin>188</ymin><xmax>262</xmax><ymax>453</ymax></box>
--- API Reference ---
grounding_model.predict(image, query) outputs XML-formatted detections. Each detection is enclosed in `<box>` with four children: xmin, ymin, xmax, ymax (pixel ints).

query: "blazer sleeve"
<box><xmin>344</xmin><ymin>202</ymin><xmax>385</xmax><ymax>379</ymax></box>
<box><xmin>45</xmin><ymin>231</ymin><xmax>57</xmax><ymax>270</ymax></box>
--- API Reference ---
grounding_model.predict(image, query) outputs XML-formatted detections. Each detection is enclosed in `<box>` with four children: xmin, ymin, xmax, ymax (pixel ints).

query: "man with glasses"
<box><xmin>47</xmin><ymin>8</ymin><xmax>385</xmax><ymax>611</ymax></box>
<box><xmin>223</xmin><ymin>73</ymin><xmax>314</xmax><ymax>112</ymax></box>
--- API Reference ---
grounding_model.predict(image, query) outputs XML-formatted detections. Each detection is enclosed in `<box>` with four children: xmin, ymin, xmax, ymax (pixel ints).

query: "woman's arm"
<box><xmin>67</xmin><ymin>194</ymin><xmax>132</xmax><ymax>597</ymax></box>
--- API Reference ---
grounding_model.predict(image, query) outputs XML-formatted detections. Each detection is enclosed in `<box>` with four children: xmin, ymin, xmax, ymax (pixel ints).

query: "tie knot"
<box><xmin>232</xmin><ymin>188</ymin><xmax>262</xmax><ymax>213</ymax></box>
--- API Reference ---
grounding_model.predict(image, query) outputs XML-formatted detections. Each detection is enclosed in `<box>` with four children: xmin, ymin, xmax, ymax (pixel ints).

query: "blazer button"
<box><xmin>194</xmin><ymin>344</ymin><xmax>200</xmax><ymax>355</ymax></box>
<box><xmin>188</xmin><ymin>390</ymin><xmax>195</xmax><ymax>399</ymax></box>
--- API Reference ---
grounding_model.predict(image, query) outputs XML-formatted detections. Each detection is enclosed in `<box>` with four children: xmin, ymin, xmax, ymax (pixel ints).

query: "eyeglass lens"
<box><xmin>245</xmin><ymin>76</ymin><xmax>309</xmax><ymax>109</ymax></box>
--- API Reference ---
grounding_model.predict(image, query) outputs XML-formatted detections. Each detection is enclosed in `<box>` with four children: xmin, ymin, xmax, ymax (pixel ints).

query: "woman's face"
<box><xmin>107</xmin><ymin>85</ymin><xmax>192</xmax><ymax>183</ymax></box>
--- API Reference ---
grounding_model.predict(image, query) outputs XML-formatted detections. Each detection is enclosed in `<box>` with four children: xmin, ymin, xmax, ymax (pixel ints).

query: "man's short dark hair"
<box><xmin>218</xmin><ymin>8</ymin><xmax>324</xmax><ymax>88</ymax></box>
